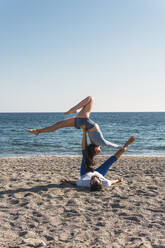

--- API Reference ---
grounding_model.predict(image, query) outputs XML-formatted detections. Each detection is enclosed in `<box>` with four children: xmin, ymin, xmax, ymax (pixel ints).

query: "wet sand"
<box><xmin>0</xmin><ymin>156</ymin><xmax>165</xmax><ymax>248</ymax></box>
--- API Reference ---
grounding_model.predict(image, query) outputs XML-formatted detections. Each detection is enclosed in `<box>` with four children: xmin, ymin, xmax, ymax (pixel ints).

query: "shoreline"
<box><xmin>1</xmin><ymin>154</ymin><xmax>165</xmax><ymax>159</ymax></box>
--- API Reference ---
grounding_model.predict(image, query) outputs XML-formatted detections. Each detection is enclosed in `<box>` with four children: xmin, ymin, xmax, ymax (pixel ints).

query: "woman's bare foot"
<box><xmin>123</xmin><ymin>136</ymin><xmax>135</xmax><ymax>148</ymax></box>
<box><xmin>27</xmin><ymin>129</ymin><xmax>40</xmax><ymax>135</ymax></box>
<box><xmin>64</xmin><ymin>108</ymin><xmax>77</xmax><ymax>115</ymax></box>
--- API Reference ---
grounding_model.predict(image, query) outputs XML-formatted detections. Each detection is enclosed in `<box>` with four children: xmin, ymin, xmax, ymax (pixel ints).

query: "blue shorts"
<box><xmin>80</xmin><ymin>150</ymin><xmax>117</xmax><ymax>177</ymax></box>
<box><xmin>75</xmin><ymin>117</ymin><xmax>95</xmax><ymax>130</ymax></box>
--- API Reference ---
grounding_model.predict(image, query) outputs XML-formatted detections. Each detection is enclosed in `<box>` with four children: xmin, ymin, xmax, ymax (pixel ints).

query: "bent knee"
<box><xmin>87</xmin><ymin>96</ymin><xmax>94</xmax><ymax>103</ymax></box>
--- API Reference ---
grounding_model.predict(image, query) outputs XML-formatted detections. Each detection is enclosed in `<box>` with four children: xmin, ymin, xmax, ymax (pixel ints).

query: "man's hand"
<box><xmin>60</xmin><ymin>178</ymin><xmax>76</xmax><ymax>185</ymax></box>
<box><xmin>111</xmin><ymin>177</ymin><xmax>124</xmax><ymax>185</ymax></box>
<box><xmin>80</xmin><ymin>125</ymin><xmax>86</xmax><ymax>130</ymax></box>
<box><xmin>60</xmin><ymin>178</ymin><xmax>69</xmax><ymax>183</ymax></box>
<box><xmin>117</xmin><ymin>177</ymin><xmax>123</xmax><ymax>183</ymax></box>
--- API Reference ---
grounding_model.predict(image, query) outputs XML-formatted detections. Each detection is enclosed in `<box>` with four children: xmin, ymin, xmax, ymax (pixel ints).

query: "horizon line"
<box><xmin>0</xmin><ymin>111</ymin><xmax>165</xmax><ymax>113</ymax></box>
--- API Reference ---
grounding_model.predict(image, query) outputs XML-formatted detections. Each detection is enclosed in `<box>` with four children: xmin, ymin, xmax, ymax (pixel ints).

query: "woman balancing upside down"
<box><xmin>27</xmin><ymin>96</ymin><xmax>122</xmax><ymax>155</ymax></box>
<box><xmin>61</xmin><ymin>126</ymin><xmax>135</xmax><ymax>191</ymax></box>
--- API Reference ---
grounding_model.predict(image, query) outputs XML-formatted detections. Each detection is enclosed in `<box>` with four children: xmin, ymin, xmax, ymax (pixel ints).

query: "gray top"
<box><xmin>75</xmin><ymin>117</ymin><xmax>120</xmax><ymax>148</ymax></box>
<box><xmin>88</xmin><ymin>127</ymin><xmax>120</xmax><ymax>148</ymax></box>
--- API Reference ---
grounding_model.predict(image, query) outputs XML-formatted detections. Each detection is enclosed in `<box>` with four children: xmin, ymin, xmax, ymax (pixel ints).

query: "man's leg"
<box><xmin>95</xmin><ymin>136</ymin><xmax>135</xmax><ymax>176</ymax></box>
<box><xmin>64</xmin><ymin>96</ymin><xmax>94</xmax><ymax>118</ymax></box>
<box><xmin>114</xmin><ymin>136</ymin><xmax>135</xmax><ymax>159</ymax></box>
<box><xmin>27</xmin><ymin>117</ymin><xmax>75</xmax><ymax>135</ymax></box>
<box><xmin>95</xmin><ymin>147</ymin><xmax>126</xmax><ymax>176</ymax></box>
<box><xmin>114</xmin><ymin>147</ymin><xmax>126</xmax><ymax>160</ymax></box>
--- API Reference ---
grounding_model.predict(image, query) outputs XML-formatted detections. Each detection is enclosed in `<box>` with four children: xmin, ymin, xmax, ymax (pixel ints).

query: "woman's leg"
<box><xmin>27</xmin><ymin>96</ymin><xmax>96</xmax><ymax>135</ymax></box>
<box><xmin>64</xmin><ymin>96</ymin><xmax>94</xmax><ymax>118</ymax></box>
<box><xmin>27</xmin><ymin>117</ymin><xmax>75</xmax><ymax>135</ymax></box>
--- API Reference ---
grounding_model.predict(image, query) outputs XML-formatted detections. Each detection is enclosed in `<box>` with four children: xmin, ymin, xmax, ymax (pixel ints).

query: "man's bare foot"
<box><xmin>64</xmin><ymin>108</ymin><xmax>77</xmax><ymax>115</ymax></box>
<box><xmin>114</xmin><ymin>147</ymin><xmax>126</xmax><ymax>159</ymax></box>
<box><xmin>27</xmin><ymin>129</ymin><xmax>40</xmax><ymax>135</ymax></box>
<box><xmin>123</xmin><ymin>136</ymin><xmax>135</xmax><ymax>148</ymax></box>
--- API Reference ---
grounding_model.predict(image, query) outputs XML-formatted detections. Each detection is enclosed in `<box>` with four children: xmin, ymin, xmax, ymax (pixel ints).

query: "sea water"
<box><xmin>0</xmin><ymin>112</ymin><xmax>165</xmax><ymax>157</ymax></box>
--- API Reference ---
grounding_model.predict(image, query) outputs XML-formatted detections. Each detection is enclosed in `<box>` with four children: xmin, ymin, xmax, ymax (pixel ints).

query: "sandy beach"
<box><xmin>0</xmin><ymin>155</ymin><xmax>165</xmax><ymax>248</ymax></box>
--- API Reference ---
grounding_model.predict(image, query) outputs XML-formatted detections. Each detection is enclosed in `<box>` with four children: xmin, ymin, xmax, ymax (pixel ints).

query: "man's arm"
<box><xmin>81</xmin><ymin>125</ymin><xmax>87</xmax><ymax>150</ymax></box>
<box><xmin>61</xmin><ymin>178</ymin><xmax>76</xmax><ymax>185</ymax></box>
<box><xmin>111</xmin><ymin>177</ymin><xmax>123</xmax><ymax>185</ymax></box>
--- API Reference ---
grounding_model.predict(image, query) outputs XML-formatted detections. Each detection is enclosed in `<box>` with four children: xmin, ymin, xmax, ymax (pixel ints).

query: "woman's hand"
<box><xmin>80</xmin><ymin>125</ymin><xmax>86</xmax><ymax>130</ymax></box>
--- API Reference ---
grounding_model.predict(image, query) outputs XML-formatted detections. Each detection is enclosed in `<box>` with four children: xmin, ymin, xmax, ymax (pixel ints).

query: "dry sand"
<box><xmin>0</xmin><ymin>155</ymin><xmax>165</xmax><ymax>248</ymax></box>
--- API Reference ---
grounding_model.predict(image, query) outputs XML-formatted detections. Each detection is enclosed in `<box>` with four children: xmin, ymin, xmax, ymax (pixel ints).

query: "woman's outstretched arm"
<box><xmin>88</xmin><ymin>129</ymin><xmax>121</xmax><ymax>148</ymax></box>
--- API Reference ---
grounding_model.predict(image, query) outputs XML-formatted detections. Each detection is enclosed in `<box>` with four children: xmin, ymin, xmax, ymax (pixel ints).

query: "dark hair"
<box><xmin>84</xmin><ymin>144</ymin><xmax>97</xmax><ymax>172</ymax></box>
<box><xmin>90</xmin><ymin>181</ymin><xmax>103</xmax><ymax>191</ymax></box>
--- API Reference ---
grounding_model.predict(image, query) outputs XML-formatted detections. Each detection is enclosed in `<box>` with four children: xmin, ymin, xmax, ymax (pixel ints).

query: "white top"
<box><xmin>76</xmin><ymin>171</ymin><xmax>112</xmax><ymax>188</ymax></box>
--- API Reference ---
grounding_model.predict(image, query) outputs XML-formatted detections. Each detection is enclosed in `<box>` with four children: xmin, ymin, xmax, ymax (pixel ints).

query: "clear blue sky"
<box><xmin>1</xmin><ymin>0</ymin><xmax>165</xmax><ymax>112</ymax></box>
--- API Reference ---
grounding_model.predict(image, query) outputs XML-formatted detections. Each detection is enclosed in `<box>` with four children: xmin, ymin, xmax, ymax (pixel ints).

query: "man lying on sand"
<box><xmin>61</xmin><ymin>127</ymin><xmax>135</xmax><ymax>191</ymax></box>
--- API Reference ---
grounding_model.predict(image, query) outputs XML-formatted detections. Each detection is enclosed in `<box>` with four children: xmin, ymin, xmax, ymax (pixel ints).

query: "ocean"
<box><xmin>0</xmin><ymin>112</ymin><xmax>165</xmax><ymax>157</ymax></box>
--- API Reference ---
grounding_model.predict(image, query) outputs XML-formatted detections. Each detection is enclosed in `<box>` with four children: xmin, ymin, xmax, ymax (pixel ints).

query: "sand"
<box><xmin>0</xmin><ymin>155</ymin><xmax>165</xmax><ymax>248</ymax></box>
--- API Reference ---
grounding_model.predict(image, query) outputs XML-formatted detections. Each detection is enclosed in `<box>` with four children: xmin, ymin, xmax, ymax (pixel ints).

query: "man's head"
<box><xmin>90</xmin><ymin>176</ymin><xmax>103</xmax><ymax>191</ymax></box>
